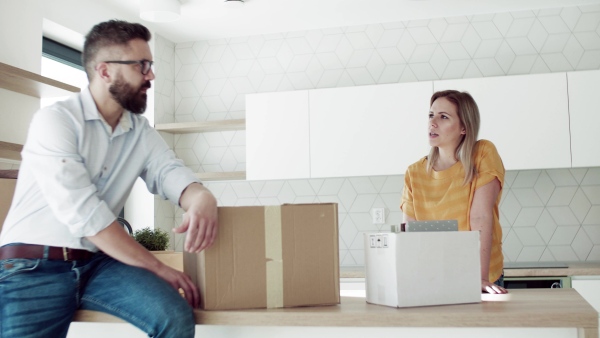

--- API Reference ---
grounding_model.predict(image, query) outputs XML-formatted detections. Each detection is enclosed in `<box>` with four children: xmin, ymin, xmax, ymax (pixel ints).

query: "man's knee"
<box><xmin>154</xmin><ymin>304</ymin><xmax>195</xmax><ymax>338</ymax></box>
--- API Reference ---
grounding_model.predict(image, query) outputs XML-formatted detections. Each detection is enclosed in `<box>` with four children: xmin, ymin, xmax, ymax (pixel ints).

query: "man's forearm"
<box><xmin>179</xmin><ymin>182</ymin><xmax>212</xmax><ymax>211</ymax></box>
<box><xmin>86</xmin><ymin>221</ymin><xmax>163</xmax><ymax>273</ymax></box>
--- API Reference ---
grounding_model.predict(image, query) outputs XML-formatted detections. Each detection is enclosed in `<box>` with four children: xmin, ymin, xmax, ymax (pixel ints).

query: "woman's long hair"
<box><xmin>427</xmin><ymin>90</ymin><xmax>480</xmax><ymax>185</ymax></box>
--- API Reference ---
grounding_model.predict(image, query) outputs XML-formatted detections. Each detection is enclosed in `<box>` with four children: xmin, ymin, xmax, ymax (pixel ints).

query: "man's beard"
<box><xmin>109</xmin><ymin>76</ymin><xmax>151</xmax><ymax>115</ymax></box>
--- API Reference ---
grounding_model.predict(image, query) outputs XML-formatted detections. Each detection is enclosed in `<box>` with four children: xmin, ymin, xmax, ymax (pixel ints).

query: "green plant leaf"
<box><xmin>133</xmin><ymin>227</ymin><xmax>170</xmax><ymax>251</ymax></box>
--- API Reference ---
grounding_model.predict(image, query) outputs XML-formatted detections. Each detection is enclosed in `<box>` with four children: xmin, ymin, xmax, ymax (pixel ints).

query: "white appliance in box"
<box><xmin>364</xmin><ymin>231</ymin><xmax>481</xmax><ymax>308</ymax></box>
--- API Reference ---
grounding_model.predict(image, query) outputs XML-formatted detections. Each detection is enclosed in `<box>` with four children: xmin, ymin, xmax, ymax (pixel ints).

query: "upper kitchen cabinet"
<box><xmin>309</xmin><ymin>82</ymin><xmax>432</xmax><ymax>178</ymax></box>
<box><xmin>434</xmin><ymin>73</ymin><xmax>571</xmax><ymax>170</ymax></box>
<box><xmin>567</xmin><ymin>69</ymin><xmax>600</xmax><ymax>168</ymax></box>
<box><xmin>246</xmin><ymin>90</ymin><xmax>310</xmax><ymax>180</ymax></box>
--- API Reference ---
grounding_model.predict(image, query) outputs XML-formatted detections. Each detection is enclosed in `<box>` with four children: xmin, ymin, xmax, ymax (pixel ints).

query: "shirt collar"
<box><xmin>81</xmin><ymin>86</ymin><xmax>133</xmax><ymax>135</ymax></box>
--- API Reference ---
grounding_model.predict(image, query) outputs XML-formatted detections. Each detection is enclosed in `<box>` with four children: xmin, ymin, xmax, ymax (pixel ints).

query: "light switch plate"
<box><xmin>372</xmin><ymin>208</ymin><xmax>385</xmax><ymax>224</ymax></box>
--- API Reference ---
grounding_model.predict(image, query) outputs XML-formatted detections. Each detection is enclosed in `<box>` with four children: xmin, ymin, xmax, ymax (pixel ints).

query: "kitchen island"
<box><xmin>72</xmin><ymin>289</ymin><xmax>598</xmax><ymax>338</ymax></box>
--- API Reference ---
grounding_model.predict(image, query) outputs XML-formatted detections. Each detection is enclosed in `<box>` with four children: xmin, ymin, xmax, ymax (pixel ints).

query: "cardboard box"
<box><xmin>364</xmin><ymin>231</ymin><xmax>481</xmax><ymax>308</ymax></box>
<box><xmin>184</xmin><ymin>203</ymin><xmax>340</xmax><ymax>310</ymax></box>
<box><xmin>0</xmin><ymin>178</ymin><xmax>17</xmax><ymax>232</ymax></box>
<box><xmin>152</xmin><ymin>251</ymin><xmax>183</xmax><ymax>272</ymax></box>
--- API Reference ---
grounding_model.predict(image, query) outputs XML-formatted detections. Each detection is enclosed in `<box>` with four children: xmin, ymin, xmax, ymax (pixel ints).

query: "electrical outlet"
<box><xmin>372</xmin><ymin>208</ymin><xmax>385</xmax><ymax>224</ymax></box>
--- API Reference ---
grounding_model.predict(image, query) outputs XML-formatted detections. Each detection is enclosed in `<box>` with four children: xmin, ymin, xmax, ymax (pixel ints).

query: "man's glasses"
<box><xmin>103</xmin><ymin>60</ymin><xmax>154</xmax><ymax>75</ymax></box>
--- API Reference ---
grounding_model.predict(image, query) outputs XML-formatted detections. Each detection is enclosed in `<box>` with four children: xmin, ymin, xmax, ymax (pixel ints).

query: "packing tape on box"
<box><xmin>264</xmin><ymin>205</ymin><xmax>284</xmax><ymax>308</ymax></box>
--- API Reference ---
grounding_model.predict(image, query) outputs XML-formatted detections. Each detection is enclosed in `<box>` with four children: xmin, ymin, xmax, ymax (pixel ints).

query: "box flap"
<box><xmin>396</xmin><ymin>231</ymin><xmax>481</xmax><ymax>307</ymax></box>
<box><xmin>364</xmin><ymin>233</ymin><xmax>398</xmax><ymax>307</ymax></box>
<box><xmin>207</xmin><ymin>206</ymin><xmax>267</xmax><ymax>310</ymax></box>
<box><xmin>0</xmin><ymin>178</ymin><xmax>17</xmax><ymax>232</ymax></box>
<box><xmin>281</xmin><ymin>203</ymin><xmax>340</xmax><ymax>307</ymax></box>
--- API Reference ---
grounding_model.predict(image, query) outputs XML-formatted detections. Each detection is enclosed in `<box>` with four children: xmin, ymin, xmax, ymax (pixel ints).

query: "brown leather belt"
<box><xmin>0</xmin><ymin>244</ymin><xmax>95</xmax><ymax>261</ymax></box>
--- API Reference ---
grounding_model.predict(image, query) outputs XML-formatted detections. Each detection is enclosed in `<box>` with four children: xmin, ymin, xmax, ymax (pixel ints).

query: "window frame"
<box><xmin>42</xmin><ymin>37</ymin><xmax>83</xmax><ymax>71</ymax></box>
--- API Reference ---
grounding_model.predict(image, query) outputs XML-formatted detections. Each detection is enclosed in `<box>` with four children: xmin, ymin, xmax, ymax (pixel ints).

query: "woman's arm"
<box><xmin>470</xmin><ymin>178</ymin><xmax>506</xmax><ymax>294</ymax></box>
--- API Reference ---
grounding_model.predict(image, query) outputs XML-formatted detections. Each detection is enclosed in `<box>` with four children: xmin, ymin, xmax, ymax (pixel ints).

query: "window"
<box><xmin>41</xmin><ymin>37</ymin><xmax>88</xmax><ymax>108</ymax></box>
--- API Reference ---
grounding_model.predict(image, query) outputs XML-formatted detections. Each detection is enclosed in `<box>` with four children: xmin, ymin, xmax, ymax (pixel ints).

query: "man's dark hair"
<box><xmin>82</xmin><ymin>20</ymin><xmax>151</xmax><ymax>80</ymax></box>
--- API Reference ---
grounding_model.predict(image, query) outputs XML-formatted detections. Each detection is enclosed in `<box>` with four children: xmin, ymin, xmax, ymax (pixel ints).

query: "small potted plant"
<box><xmin>134</xmin><ymin>227</ymin><xmax>170</xmax><ymax>251</ymax></box>
<box><xmin>134</xmin><ymin>227</ymin><xmax>183</xmax><ymax>271</ymax></box>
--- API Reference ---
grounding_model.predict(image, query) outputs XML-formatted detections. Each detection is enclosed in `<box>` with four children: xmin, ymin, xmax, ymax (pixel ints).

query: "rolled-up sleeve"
<box><xmin>475</xmin><ymin>140</ymin><xmax>505</xmax><ymax>190</ymax></box>
<box><xmin>400</xmin><ymin>167</ymin><xmax>415</xmax><ymax>219</ymax></box>
<box><xmin>139</xmin><ymin>125</ymin><xmax>200</xmax><ymax>207</ymax></box>
<box><xmin>22</xmin><ymin>108</ymin><xmax>115</xmax><ymax>237</ymax></box>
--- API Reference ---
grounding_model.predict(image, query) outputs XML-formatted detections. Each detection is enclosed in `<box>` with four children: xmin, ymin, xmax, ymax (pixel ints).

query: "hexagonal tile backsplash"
<box><xmin>152</xmin><ymin>5</ymin><xmax>600</xmax><ymax>266</ymax></box>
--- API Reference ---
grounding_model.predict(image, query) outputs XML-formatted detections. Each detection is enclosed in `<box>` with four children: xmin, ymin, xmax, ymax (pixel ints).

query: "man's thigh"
<box><xmin>0</xmin><ymin>258</ymin><xmax>79</xmax><ymax>338</ymax></box>
<box><xmin>80</xmin><ymin>254</ymin><xmax>194</xmax><ymax>338</ymax></box>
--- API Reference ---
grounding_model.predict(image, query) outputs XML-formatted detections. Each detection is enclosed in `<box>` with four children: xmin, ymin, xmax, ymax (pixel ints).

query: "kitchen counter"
<box><xmin>340</xmin><ymin>262</ymin><xmax>600</xmax><ymax>278</ymax></box>
<box><xmin>504</xmin><ymin>262</ymin><xmax>600</xmax><ymax>278</ymax></box>
<box><xmin>73</xmin><ymin>289</ymin><xmax>598</xmax><ymax>337</ymax></box>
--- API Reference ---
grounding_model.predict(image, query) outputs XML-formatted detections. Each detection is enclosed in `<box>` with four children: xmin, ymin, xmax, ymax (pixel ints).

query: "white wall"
<box><xmin>0</xmin><ymin>1</ymin><xmax>43</xmax><ymax>145</ymax></box>
<box><xmin>166</xmin><ymin>3</ymin><xmax>600</xmax><ymax>264</ymax></box>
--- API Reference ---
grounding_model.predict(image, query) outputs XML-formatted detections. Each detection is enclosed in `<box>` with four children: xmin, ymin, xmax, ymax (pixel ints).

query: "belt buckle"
<box><xmin>62</xmin><ymin>247</ymin><xmax>69</xmax><ymax>261</ymax></box>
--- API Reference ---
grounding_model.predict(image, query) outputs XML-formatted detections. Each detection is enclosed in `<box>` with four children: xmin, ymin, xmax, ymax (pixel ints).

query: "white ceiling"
<box><xmin>57</xmin><ymin>0</ymin><xmax>600</xmax><ymax>44</ymax></box>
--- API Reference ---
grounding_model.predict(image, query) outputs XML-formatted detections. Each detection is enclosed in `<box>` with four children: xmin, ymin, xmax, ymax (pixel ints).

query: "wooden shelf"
<box><xmin>155</xmin><ymin>119</ymin><xmax>245</xmax><ymax>134</ymax></box>
<box><xmin>196</xmin><ymin>171</ymin><xmax>246</xmax><ymax>181</ymax></box>
<box><xmin>0</xmin><ymin>62</ymin><xmax>80</xmax><ymax>98</ymax></box>
<box><xmin>155</xmin><ymin>121</ymin><xmax>246</xmax><ymax>181</ymax></box>
<box><xmin>0</xmin><ymin>141</ymin><xmax>23</xmax><ymax>162</ymax></box>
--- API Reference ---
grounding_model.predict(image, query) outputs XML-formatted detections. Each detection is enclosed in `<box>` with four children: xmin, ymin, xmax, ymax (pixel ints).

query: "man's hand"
<box><xmin>87</xmin><ymin>222</ymin><xmax>201</xmax><ymax>307</ymax></box>
<box><xmin>174</xmin><ymin>183</ymin><xmax>218</xmax><ymax>253</ymax></box>
<box><xmin>154</xmin><ymin>263</ymin><xmax>200</xmax><ymax>308</ymax></box>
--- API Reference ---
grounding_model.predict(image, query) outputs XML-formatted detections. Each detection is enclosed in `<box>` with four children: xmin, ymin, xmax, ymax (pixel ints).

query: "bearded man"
<box><xmin>0</xmin><ymin>20</ymin><xmax>218</xmax><ymax>338</ymax></box>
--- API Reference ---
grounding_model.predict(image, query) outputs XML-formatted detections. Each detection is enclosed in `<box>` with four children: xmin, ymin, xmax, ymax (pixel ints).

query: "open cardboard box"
<box><xmin>0</xmin><ymin>176</ymin><xmax>17</xmax><ymax>232</ymax></box>
<box><xmin>184</xmin><ymin>203</ymin><xmax>340</xmax><ymax>310</ymax></box>
<box><xmin>364</xmin><ymin>231</ymin><xmax>481</xmax><ymax>308</ymax></box>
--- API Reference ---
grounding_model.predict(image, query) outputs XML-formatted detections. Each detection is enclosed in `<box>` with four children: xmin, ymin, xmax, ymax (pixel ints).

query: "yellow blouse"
<box><xmin>400</xmin><ymin>139</ymin><xmax>505</xmax><ymax>283</ymax></box>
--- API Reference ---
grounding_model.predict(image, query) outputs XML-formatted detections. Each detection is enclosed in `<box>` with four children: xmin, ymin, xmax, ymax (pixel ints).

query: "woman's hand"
<box><xmin>482</xmin><ymin>279</ymin><xmax>507</xmax><ymax>294</ymax></box>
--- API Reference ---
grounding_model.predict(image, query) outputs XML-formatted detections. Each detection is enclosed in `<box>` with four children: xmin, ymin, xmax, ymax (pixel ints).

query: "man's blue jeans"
<box><xmin>0</xmin><ymin>247</ymin><xmax>195</xmax><ymax>338</ymax></box>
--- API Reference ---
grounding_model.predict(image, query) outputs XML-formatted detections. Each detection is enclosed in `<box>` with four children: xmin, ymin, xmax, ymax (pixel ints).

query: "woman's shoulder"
<box><xmin>475</xmin><ymin>139</ymin><xmax>500</xmax><ymax>154</ymax></box>
<box><xmin>406</xmin><ymin>156</ymin><xmax>428</xmax><ymax>172</ymax></box>
<box><xmin>475</xmin><ymin>139</ymin><xmax>504</xmax><ymax>166</ymax></box>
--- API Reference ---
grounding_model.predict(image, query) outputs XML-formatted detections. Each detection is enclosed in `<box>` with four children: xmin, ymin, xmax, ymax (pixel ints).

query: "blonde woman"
<box><xmin>401</xmin><ymin>90</ymin><xmax>507</xmax><ymax>294</ymax></box>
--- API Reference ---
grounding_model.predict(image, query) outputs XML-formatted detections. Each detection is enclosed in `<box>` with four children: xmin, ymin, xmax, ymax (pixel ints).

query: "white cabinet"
<box><xmin>245</xmin><ymin>72</ymin><xmax>593</xmax><ymax>181</ymax></box>
<box><xmin>567</xmin><ymin>69</ymin><xmax>600</xmax><ymax>168</ymax></box>
<box><xmin>246</xmin><ymin>90</ymin><xmax>310</xmax><ymax>180</ymax></box>
<box><xmin>309</xmin><ymin>82</ymin><xmax>432</xmax><ymax>178</ymax></box>
<box><xmin>572</xmin><ymin>276</ymin><xmax>600</xmax><ymax>313</ymax></box>
<box><xmin>434</xmin><ymin>73</ymin><xmax>571</xmax><ymax>170</ymax></box>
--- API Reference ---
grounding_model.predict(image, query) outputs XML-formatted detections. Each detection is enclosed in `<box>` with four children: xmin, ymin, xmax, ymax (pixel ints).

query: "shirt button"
<box><xmin>104</xmin><ymin>167</ymin><xmax>107</xmax><ymax>171</ymax></box>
